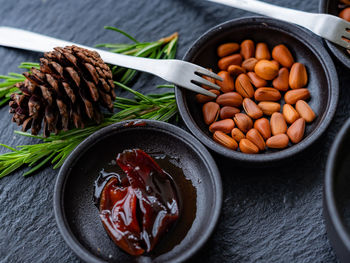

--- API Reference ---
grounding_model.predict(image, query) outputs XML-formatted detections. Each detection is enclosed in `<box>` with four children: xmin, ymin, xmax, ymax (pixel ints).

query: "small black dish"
<box><xmin>175</xmin><ymin>16</ymin><xmax>339</xmax><ymax>165</ymax></box>
<box><xmin>319</xmin><ymin>0</ymin><xmax>350</xmax><ymax>69</ymax></box>
<box><xmin>53</xmin><ymin>120</ymin><xmax>222</xmax><ymax>263</ymax></box>
<box><xmin>324</xmin><ymin>118</ymin><xmax>350</xmax><ymax>263</ymax></box>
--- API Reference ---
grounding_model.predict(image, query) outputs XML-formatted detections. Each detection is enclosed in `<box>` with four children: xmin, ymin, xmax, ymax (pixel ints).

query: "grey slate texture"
<box><xmin>0</xmin><ymin>0</ymin><xmax>348</xmax><ymax>262</ymax></box>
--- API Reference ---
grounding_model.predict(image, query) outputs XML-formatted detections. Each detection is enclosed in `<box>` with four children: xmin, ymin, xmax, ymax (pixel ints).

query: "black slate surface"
<box><xmin>0</xmin><ymin>0</ymin><xmax>348</xmax><ymax>262</ymax></box>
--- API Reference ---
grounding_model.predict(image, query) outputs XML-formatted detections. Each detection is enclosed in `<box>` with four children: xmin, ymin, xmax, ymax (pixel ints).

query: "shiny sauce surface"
<box><xmin>94</xmin><ymin>149</ymin><xmax>196</xmax><ymax>256</ymax></box>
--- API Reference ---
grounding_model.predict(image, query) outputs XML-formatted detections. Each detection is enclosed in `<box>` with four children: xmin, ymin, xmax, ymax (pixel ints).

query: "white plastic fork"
<box><xmin>207</xmin><ymin>0</ymin><xmax>350</xmax><ymax>49</ymax></box>
<box><xmin>0</xmin><ymin>26</ymin><xmax>222</xmax><ymax>97</ymax></box>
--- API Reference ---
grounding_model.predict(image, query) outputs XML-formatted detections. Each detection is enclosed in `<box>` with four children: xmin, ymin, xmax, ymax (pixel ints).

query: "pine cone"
<box><xmin>9</xmin><ymin>46</ymin><xmax>116</xmax><ymax>136</ymax></box>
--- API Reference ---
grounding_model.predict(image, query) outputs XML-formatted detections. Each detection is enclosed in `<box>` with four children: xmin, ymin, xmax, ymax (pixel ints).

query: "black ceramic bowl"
<box><xmin>175</xmin><ymin>17</ymin><xmax>339</xmax><ymax>165</ymax></box>
<box><xmin>320</xmin><ymin>0</ymin><xmax>350</xmax><ymax>68</ymax></box>
<box><xmin>324</xmin><ymin>118</ymin><xmax>350</xmax><ymax>263</ymax></box>
<box><xmin>53</xmin><ymin>120</ymin><xmax>222</xmax><ymax>263</ymax></box>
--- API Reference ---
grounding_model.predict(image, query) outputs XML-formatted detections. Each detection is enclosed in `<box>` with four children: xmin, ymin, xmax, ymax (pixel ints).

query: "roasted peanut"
<box><xmin>235</xmin><ymin>74</ymin><xmax>255</xmax><ymax>98</ymax></box>
<box><xmin>284</xmin><ymin>88</ymin><xmax>310</xmax><ymax>104</ymax></box>
<box><xmin>289</xmin><ymin>63</ymin><xmax>308</xmax><ymax>89</ymax></box>
<box><xmin>295</xmin><ymin>100</ymin><xmax>316</xmax><ymax>122</ymax></box>
<box><xmin>254</xmin><ymin>60</ymin><xmax>279</xmax><ymax>80</ymax></box>
<box><xmin>216</xmin><ymin>92</ymin><xmax>243</xmax><ymax>107</ymax></box>
<box><xmin>255</xmin><ymin>42</ymin><xmax>271</xmax><ymax>60</ymax></box>
<box><xmin>254</xmin><ymin>118</ymin><xmax>271</xmax><ymax>140</ymax></box>
<box><xmin>246</xmin><ymin>128</ymin><xmax>265</xmax><ymax>151</ymax></box>
<box><xmin>271</xmin><ymin>60</ymin><xmax>280</xmax><ymax>69</ymax></box>
<box><xmin>243</xmin><ymin>98</ymin><xmax>263</xmax><ymax>119</ymax></box>
<box><xmin>257</xmin><ymin>101</ymin><xmax>281</xmax><ymax>115</ymax></box>
<box><xmin>240</xmin><ymin>40</ymin><xmax>255</xmax><ymax>60</ymax></box>
<box><xmin>202</xmin><ymin>102</ymin><xmax>220</xmax><ymax>125</ymax></box>
<box><xmin>216</xmin><ymin>71</ymin><xmax>235</xmax><ymax>93</ymax></box>
<box><xmin>234</xmin><ymin>113</ymin><xmax>253</xmax><ymax>133</ymax></box>
<box><xmin>272</xmin><ymin>44</ymin><xmax>294</xmax><ymax>68</ymax></box>
<box><xmin>272</xmin><ymin>67</ymin><xmax>289</xmax><ymax>91</ymax></box>
<box><xmin>266</xmin><ymin>134</ymin><xmax>289</xmax><ymax>149</ymax></box>
<box><xmin>287</xmin><ymin>118</ymin><xmax>305</xmax><ymax>144</ymax></box>
<box><xmin>218</xmin><ymin>54</ymin><xmax>243</xmax><ymax>70</ymax></box>
<box><xmin>217</xmin><ymin>42</ymin><xmax>240</xmax><ymax>57</ymax></box>
<box><xmin>247</xmin><ymin>72</ymin><xmax>267</xmax><ymax>88</ymax></box>
<box><xmin>231</xmin><ymin>128</ymin><xmax>245</xmax><ymax>142</ymax></box>
<box><xmin>242</xmin><ymin>58</ymin><xmax>258</xmax><ymax>72</ymax></box>
<box><xmin>239</xmin><ymin>138</ymin><xmax>259</xmax><ymax>154</ymax></box>
<box><xmin>282</xmin><ymin>104</ymin><xmax>300</xmax><ymax>124</ymax></box>
<box><xmin>254</xmin><ymin>87</ymin><xmax>281</xmax><ymax>101</ymax></box>
<box><xmin>220</xmin><ymin>106</ymin><xmax>240</xmax><ymax>119</ymax></box>
<box><xmin>213</xmin><ymin>131</ymin><xmax>238</xmax><ymax>150</ymax></box>
<box><xmin>201</xmin><ymin>69</ymin><xmax>216</xmax><ymax>90</ymax></box>
<box><xmin>209</xmin><ymin>119</ymin><xmax>235</xmax><ymax>134</ymax></box>
<box><xmin>340</xmin><ymin>7</ymin><xmax>350</xmax><ymax>22</ymax></box>
<box><xmin>228</xmin><ymin>65</ymin><xmax>246</xmax><ymax>76</ymax></box>
<box><xmin>270</xmin><ymin>112</ymin><xmax>287</xmax><ymax>135</ymax></box>
<box><xmin>196</xmin><ymin>89</ymin><xmax>220</xmax><ymax>103</ymax></box>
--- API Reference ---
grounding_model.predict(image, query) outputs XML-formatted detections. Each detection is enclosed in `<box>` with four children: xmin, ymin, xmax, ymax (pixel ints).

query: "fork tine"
<box><xmin>341</xmin><ymin>18</ymin><xmax>350</xmax><ymax>29</ymax></box>
<box><xmin>181</xmin><ymin>83</ymin><xmax>218</xmax><ymax>98</ymax></box>
<box><xmin>340</xmin><ymin>39</ymin><xmax>350</xmax><ymax>49</ymax></box>
<box><xmin>339</xmin><ymin>30</ymin><xmax>350</xmax><ymax>48</ymax></box>
<box><xmin>342</xmin><ymin>29</ymin><xmax>350</xmax><ymax>39</ymax></box>
<box><xmin>195</xmin><ymin>66</ymin><xmax>223</xmax><ymax>81</ymax></box>
<box><xmin>192</xmin><ymin>75</ymin><xmax>221</xmax><ymax>90</ymax></box>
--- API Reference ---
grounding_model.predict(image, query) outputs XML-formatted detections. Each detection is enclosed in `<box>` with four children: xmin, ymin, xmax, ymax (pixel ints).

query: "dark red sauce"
<box><xmin>123</xmin><ymin>120</ymin><xmax>147</xmax><ymax>127</ymax></box>
<box><xmin>96</xmin><ymin>149</ymin><xmax>179</xmax><ymax>256</ymax></box>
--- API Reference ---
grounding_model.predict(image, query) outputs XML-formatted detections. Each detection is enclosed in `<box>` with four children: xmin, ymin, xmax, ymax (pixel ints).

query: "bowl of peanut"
<box><xmin>175</xmin><ymin>17</ymin><xmax>338</xmax><ymax>164</ymax></box>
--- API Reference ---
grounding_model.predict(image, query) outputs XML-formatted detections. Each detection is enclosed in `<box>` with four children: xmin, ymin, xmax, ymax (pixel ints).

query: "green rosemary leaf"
<box><xmin>18</xmin><ymin>62</ymin><xmax>40</xmax><ymax>69</ymax></box>
<box><xmin>23</xmin><ymin>152</ymin><xmax>56</xmax><ymax>176</ymax></box>
<box><xmin>115</xmin><ymin>96</ymin><xmax>141</xmax><ymax>105</ymax></box>
<box><xmin>98</xmin><ymin>28</ymin><xmax>178</xmax><ymax>85</ymax></box>
<box><xmin>0</xmin><ymin>98</ymin><xmax>10</xmax><ymax>106</ymax></box>
<box><xmin>0</xmin><ymin>161</ymin><xmax>24</xmax><ymax>179</ymax></box>
<box><xmin>109</xmin><ymin>46</ymin><xmax>138</xmax><ymax>54</ymax></box>
<box><xmin>0</xmin><ymin>63</ymin><xmax>39</xmax><ymax>105</ymax></box>
<box><xmin>8</xmin><ymin>73</ymin><xmax>25</xmax><ymax>78</ymax></box>
<box><xmin>51</xmin><ymin>151</ymin><xmax>65</xmax><ymax>164</ymax></box>
<box><xmin>115</xmin><ymin>81</ymin><xmax>154</xmax><ymax>104</ymax></box>
<box><xmin>119</xmin><ymin>68</ymin><xmax>137</xmax><ymax>84</ymax></box>
<box><xmin>0</xmin><ymin>83</ymin><xmax>178</xmax><ymax>178</ymax></box>
<box><xmin>0</xmin><ymin>28</ymin><xmax>179</xmax><ymax>178</ymax></box>
<box><xmin>0</xmin><ymin>75</ymin><xmax>15</xmax><ymax>80</ymax></box>
<box><xmin>0</xmin><ymin>144</ymin><xmax>18</xmax><ymax>152</ymax></box>
<box><xmin>103</xmin><ymin>26</ymin><xmax>139</xmax><ymax>43</ymax></box>
<box><xmin>52</xmin><ymin>142</ymin><xmax>81</xmax><ymax>169</ymax></box>
<box><xmin>24</xmin><ymin>148</ymin><xmax>52</xmax><ymax>165</ymax></box>
<box><xmin>14</xmin><ymin>130</ymin><xmax>44</xmax><ymax>139</ymax></box>
<box><xmin>95</xmin><ymin>43</ymin><xmax>133</xmax><ymax>49</ymax></box>
<box><xmin>159</xmin><ymin>105</ymin><xmax>178</xmax><ymax>122</ymax></box>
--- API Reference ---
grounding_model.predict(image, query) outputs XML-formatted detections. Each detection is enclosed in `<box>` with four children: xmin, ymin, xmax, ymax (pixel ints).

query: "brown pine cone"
<box><xmin>9</xmin><ymin>45</ymin><xmax>116</xmax><ymax>136</ymax></box>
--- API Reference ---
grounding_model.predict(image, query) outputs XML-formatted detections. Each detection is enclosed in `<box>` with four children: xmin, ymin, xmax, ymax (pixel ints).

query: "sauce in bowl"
<box><xmin>94</xmin><ymin>149</ymin><xmax>197</xmax><ymax>257</ymax></box>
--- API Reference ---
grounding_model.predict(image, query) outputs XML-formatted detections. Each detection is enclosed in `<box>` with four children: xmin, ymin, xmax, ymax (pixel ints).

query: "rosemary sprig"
<box><xmin>0</xmin><ymin>27</ymin><xmax>178</xmax><ymax>106</ymax></box>
<box><xmin>0</xmin><ymin>82</ymin><xmax>177</xmax><ymax>178</ymax></box>
<box><xmin>0</xmin><ymin>27</ymin><xmax>178</xmax><ymax>178</ymax></box>
<box><xmin>0</xmin><ymin>63</ymin><xmax>39</xmax><ymax>106</ymax></box>
<box><xmin>97</xmin><ymin>26</ymin><xmax>178</xmax><ymax>84</ymax></box>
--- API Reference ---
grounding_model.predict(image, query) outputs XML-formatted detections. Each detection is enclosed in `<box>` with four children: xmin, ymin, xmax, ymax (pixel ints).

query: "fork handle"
<box><xmin>0</xmin><ymin>26</ymin><xmax>166</xmax><ymax>76</ymax></box>
<box><xmin>206</xmin><ymin>0</ymin><xmax>320</xmax><ymax>34</ymax></box>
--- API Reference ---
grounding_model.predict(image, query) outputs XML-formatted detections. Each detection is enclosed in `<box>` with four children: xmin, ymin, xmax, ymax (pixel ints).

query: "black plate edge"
<box><xmin>175</xmin><ymin>16</ymin><xmax>339</xmax><ymax>164</ymax></box>
<box><xmin>324</xmin><ymin>117</ymin><xmax>350</xmax><ymax>263</ymax></box>
<box><xmin>53</xmin><ymin>119</ymin><xmax>223</xmax><ymax>263</ymax></box>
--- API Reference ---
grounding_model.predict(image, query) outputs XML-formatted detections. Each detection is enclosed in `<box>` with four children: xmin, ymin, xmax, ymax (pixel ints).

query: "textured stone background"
<box><xmin>0</xmin><ymin>0</ymin><xmax>349</xmax><ymax>262</ymax></box>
